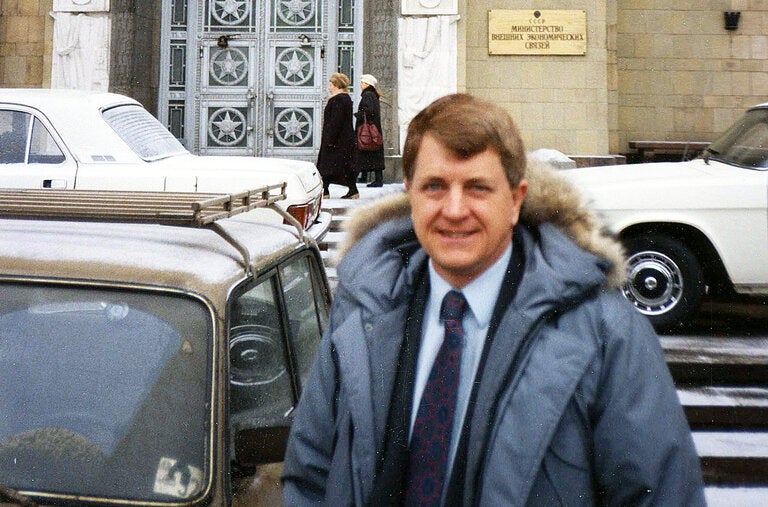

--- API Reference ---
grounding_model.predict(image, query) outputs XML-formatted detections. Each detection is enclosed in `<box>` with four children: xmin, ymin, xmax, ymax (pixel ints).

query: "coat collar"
<box><xmin>337</xmin><ymin>162</ymin><xmax>627</xmax><ymax>290</ymax></box>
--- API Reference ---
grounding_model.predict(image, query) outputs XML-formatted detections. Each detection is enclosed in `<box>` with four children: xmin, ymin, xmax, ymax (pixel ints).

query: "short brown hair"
<box><xmin>329</xmin><ymin>72</ymin><xmax>350</xmax><ymax>90</ymax></box>
<box><xmin>402</xmin><ymin>94</ymin><xmax>526</xmax><ymax>187</ymax></box>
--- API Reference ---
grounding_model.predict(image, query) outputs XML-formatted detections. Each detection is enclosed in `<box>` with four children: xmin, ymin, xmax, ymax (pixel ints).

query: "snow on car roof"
<box><xmin>0</xmin><ymin>217</ymin><xmax>304</xmax><ymax>306</ymax></box>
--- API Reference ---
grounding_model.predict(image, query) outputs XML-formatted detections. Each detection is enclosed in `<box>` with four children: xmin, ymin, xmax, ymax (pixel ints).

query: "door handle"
<box><xmin>266</xmin><ymin>91</ymin><xmax>275</xmax><ymax>137</ymax></box>
<box><xmin>247</xmin><ymin>88</ymin><xmax>255</xmax><ymax>133</ymax></box>
<box><xmin>42</xmin><ymin>179</ymin><xmax>67</xmax><ymax>189</ymax></box>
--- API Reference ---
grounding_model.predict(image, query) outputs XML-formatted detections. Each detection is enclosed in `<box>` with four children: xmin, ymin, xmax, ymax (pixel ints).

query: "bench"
<box><xmin>629</xmin><ymin>140</ymin><xmax>711</xmax><ymax>161</ymax></box>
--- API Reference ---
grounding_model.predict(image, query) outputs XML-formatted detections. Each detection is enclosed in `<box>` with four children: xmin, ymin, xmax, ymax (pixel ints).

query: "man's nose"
<box><xmin>443</xmin><ymin>187</ymin><xmax>468</xmax><ymax>217</ymax></box>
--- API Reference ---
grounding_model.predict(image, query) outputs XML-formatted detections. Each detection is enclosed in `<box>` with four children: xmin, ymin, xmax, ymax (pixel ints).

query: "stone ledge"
<box><xmin>567</xmin><ymin>154</ymin><xmax>626</xmax><ymax>167</ymax></box>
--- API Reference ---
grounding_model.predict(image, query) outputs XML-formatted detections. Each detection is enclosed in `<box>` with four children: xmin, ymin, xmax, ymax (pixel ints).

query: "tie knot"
<box><xmin>440</xmin><ymin>290</ymin><xmax>467</xmax><ymax>323</ymax></box>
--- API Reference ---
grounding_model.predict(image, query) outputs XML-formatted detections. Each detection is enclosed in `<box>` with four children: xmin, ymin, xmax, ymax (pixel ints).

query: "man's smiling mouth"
<box><xmin>440</xmin><ymin>229</ymin><xmax>474</xmax><ymax>238</ymax></box>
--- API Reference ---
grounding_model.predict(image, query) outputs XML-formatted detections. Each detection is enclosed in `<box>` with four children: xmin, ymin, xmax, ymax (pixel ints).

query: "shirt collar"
<box><xmin>428</xmin><ymin>243</ymin><xmax>513</xmax><ymax>327</ymax></box>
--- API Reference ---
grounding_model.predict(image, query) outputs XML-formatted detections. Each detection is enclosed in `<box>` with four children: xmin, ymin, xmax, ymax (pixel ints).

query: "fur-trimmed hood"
<box><xmin>337</xmin><ymin>162</ymin><xmax>627</xmax><ymax>290</ymax></box>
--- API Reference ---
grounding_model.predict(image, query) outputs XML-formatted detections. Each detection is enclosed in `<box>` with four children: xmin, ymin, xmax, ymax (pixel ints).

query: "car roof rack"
<box><xmin>0</xmin><ymin>184</ymin><xmax>304</xmax><ymax>276</ymax></box>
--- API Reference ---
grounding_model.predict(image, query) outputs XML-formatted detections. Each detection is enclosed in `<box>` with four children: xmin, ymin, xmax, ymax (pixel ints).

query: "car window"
<box><xmin>229</xmin><ymin>275</ymin><xmax>294</xmax><ymax>439</ymax></box>
<box><xmin>29</xmin><ymin>117</ymin><xmax>65</xmax><ymax>164</ymax></box>
<box><xmin>708</xmin><ymin>108</ymin><xmax>768</xmax><ymax>169</ymax></box>
<box><xmin>0</xmin><ymin>110</ymin><xmax>66</xmax><ymax>165</ymax></box>
<box><xmin>279</xmin><ymin>254</ymin><xmax>328</xmax><ymax>391</ymax></box>
<box><xmin>102</xmin><ymin>104</ymin><xmax>188</xmax><ymax>161</ymax></box>
<box><xmin>0</xmin><ymin>109</ymin><xmax>30</xmax><ymax>163</ymax></box>
<box><xmin>0</xmin><ymin>282</ymin><xmax>213</xmax><ymax>502</ymax></box>
<box><xmin>227</xmin><ymin>253</ymin><xmax>328</xmax><ymax>466</ymax></box>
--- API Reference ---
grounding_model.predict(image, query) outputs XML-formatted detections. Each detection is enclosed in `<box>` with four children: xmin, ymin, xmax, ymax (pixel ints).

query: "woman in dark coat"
<box><xmin>317</xmin><ymin>72</ymin><xmax>357</xmax><ymax>198</ymax></box>
<box><xmin>354</xmin><ymin>74</ymin><xmax>385</xmax><ymax>187</ymax></box>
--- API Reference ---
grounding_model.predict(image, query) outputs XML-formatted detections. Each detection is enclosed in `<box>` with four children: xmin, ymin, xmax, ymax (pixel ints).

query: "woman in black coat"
<box><xmin>354</xmin><ymin>74</ymin><xmax>385</xmax><ymax>187</ymax></box>
<box><xmin>317</xmin><ymin>72</ymin><xmax>357</xmax><ymax>198</ymax></box>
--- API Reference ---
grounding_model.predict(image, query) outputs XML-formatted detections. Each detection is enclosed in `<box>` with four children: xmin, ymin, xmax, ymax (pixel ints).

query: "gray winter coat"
<box><xmin>282</xmin><ymin>164</ymin><xmax>705</xmax><ymax>506</ymax></box>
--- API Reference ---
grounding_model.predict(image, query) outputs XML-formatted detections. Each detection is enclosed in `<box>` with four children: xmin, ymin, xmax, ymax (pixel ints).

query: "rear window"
<box><xmin>0</xmin><ymin>282</ymin><xmax>213</xmax><ymax>503</ymax></box>
<box><xmin>102</xmin><ymin>104</ymin><xmax>187</xmax><ymax>161</ymax></box>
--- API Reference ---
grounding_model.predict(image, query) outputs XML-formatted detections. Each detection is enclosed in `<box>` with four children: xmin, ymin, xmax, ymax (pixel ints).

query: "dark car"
<box><xmin>0</xmin><ymin>185</ymin><xmax>330</xmax><ymax>505</ymax></box>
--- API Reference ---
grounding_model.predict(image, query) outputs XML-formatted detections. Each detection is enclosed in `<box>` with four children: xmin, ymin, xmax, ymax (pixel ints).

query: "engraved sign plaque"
<box><xmin>488</xmin><ymin>10</ymin><xmax>586</xmax><ymax>56</ymax></box>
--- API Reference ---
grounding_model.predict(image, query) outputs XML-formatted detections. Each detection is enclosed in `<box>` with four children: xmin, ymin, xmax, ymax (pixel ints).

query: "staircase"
<box><xmin>664</xmin><ymin>335</ymin><xmax>768</xmax><ymax>503</ymax></box>
<box><xmin>318</xmin><ymin>202</ymin><xmax>352</xmax><ymax>290</ymax></box>
<box><xmin>318</xmin><ymin>184</ymin><xmax>404</xmax><ymax>290</ymax></box>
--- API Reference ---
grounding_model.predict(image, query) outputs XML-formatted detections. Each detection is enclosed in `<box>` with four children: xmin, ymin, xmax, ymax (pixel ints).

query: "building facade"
<box><xmin>1</xmin><ymin>0</ymin><xmax>765</xmax><ymax>161</ymax></box>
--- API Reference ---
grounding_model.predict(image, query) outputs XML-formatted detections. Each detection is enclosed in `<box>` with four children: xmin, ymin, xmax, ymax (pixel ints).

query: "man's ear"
<box><xmin>509</xmin><ymin>179</ymin><xmax>528</xmax><ymax>226</ymax></box>
<box><xmin>513</xmin><ymin>179</ymin><xmax>528</xmax><ymax>203</ymax></box>
<box><xmin>404</xmin><ymin>178</ymin><xmax>410</xmax><ymax>192</ymax></box>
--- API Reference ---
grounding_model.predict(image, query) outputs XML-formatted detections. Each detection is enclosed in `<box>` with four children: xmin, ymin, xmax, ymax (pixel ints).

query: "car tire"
<box><xmin>622</xmin><ymin>234</ymin><xmax>705</xmax><ymax>330</ymax></box>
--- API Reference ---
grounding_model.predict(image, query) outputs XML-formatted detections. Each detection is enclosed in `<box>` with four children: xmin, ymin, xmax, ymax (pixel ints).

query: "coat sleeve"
<box><xmin>281</xmin><ymin>296</ymin><xmax>346</xmax><ymax>503</ymax></box>
<box><xmin>591</xmin><ymin>293</ymin><xmax>705</xmax><ymax>506</ymax></box>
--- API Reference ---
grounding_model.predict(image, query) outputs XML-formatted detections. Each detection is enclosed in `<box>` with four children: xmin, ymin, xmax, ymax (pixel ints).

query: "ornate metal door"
<box><xmin>159</xmin><ymin>0</ymin><xmax>357</xmax><ymax>160</ymax></box>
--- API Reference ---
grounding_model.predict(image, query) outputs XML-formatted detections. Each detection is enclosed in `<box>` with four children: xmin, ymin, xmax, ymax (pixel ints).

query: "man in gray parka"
<box><xmin>282</xmin><ymin>94</ymin><xmax>705</xmax><ymax>505</ymax></box>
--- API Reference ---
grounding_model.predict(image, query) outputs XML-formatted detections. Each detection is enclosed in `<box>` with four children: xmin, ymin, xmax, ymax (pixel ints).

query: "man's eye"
<box><xmin>424</xmin><ymin>182</ymin><xmax>442</xmax><ymax>191</ymax></box>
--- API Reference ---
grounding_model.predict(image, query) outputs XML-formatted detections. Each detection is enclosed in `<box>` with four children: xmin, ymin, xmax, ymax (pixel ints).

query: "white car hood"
<box><xmin>75</xmin><ymin>153</ymin><xmax>322</xmax><ymax>205</ymax></box>
<box><xmin>176</xmin><ymin>154</ymin><xmax>322</xmax><ymax>193</ymax></box>
<box><xmin>560</xmin><ymin>160</ymin><xmax>713</xmax><ymax>210</ymax></box>
<box><xmin>562</xmin><ymin>160</ymin><xmax>708</xmax><ymax>186</ymax></box>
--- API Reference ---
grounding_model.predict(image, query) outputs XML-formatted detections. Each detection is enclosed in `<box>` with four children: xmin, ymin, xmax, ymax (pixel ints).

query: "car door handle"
<box><xmin>42</xmin><ymin>179</ymin><xmax>67</xmax><ymax>189</ymax></box>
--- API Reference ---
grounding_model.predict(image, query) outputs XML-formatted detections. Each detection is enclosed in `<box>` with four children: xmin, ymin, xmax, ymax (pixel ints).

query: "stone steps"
<box><xmin>662</xmin><ymin>337</ymin><xmax>768</xmax><ymax>490</ymax></box>
<box><xmin>663</xmin><ymin>336</ymin><xmax>768</xmax><ymax>386</ymax></box>
<box><xmin>680</xmin><ymin>387</ymin><xmax>768</xmax><ymax>430</ymax></box>
<box><xmin>695</xmin><ymin>431</ymin><xmax>768</xmax><ymax>485</ymax></box>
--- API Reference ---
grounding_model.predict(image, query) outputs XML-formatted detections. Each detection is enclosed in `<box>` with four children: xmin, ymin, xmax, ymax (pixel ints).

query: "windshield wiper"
<box><xmin>0</xmin><ymin>485</ymin><xmax>37</xmax><ymax>506</ymax></box>
<box><xmin>702</xmin><ymin>146</ymin><xmax>720</xmax><ymax>165</ymax></box>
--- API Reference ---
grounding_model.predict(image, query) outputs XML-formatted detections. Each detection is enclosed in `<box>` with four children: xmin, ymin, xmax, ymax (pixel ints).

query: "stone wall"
<box><xmin>0</xmin><ymin>0</ymin><xmax>159</xmax><ymax>108</ymax></box>
<box><xmin>617</xmin><ymin>1</ymin><xmax>768</xmax><ymax>152</ymax></box>
<box><xmin>0</xmin><ymin>0</ymin><xmax>52</xmax><ymax>87</ymax></box>
<box><xmin>4</xmin><ymin>2</ymin><xmax>767</xmax><ymax>158</ymax></box>
<box><xmin>461</xmin><ymin>0</ymin><xmax>613</xmax><ymax>155</ymax></box>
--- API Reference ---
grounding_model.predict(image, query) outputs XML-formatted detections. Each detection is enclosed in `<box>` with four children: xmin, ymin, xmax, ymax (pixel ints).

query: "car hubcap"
<box><xmin>623</xmin><ymin>250</ymin><xmax>683</xmax><ymax>315</ymax></box>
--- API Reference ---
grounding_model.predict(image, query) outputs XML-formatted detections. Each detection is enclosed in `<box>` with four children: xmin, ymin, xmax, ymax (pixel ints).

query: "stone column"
<box><xmin>363</xmin><ymin>0</ymin><xmax>399</xmax><ymax>181</ymax></box>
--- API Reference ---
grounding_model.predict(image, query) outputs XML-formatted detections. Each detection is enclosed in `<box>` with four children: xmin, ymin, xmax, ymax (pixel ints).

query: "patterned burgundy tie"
<box><xmin>405</xmin><ymin>290</ymin><xmax>467</xmax><ymax>506</ymax></box>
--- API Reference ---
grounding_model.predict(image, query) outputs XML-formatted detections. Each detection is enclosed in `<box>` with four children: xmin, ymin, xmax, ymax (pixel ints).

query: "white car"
<box><xmin>0</xmin><ymin>89</ymin><xmax>331</xmax><ymax>240</ymax></box>
<box><xmin>561</xmin><ymin>104</ymin><xmax>768</xmax><ymax>330</ymax></box>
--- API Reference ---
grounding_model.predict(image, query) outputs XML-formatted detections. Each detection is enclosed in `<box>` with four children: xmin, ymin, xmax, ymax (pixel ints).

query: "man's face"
<box><xmin>405</xmin><ymin>134</ymin><xmax>528</xmax><ymax>288</ymax></box>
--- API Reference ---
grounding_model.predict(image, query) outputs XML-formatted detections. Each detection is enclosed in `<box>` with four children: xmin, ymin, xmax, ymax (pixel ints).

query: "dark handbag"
<box><xmin>357</xmin><ymin>112</ymin><xmax>383</xmax><ymax>151</ymax></box>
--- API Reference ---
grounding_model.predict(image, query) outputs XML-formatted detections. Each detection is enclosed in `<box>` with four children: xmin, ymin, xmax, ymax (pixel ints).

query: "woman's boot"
<box><xmin>368</xmin><ymin>170</ymin><xmax>383</xmax><ymax>187</ymax></box>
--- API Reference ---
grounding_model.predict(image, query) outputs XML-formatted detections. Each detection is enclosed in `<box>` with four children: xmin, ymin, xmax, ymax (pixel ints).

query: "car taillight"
<box><xmin>286</xmin><ymin>198</ymin><xmax>319</xmax><ymax>229</ymax></box>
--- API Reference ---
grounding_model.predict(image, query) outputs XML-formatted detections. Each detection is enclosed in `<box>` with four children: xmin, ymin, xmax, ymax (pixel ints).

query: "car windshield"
<box><xmin>0</xmin><ymin>282</ymin><xmax>212</xmax><ymax>503</ymax></box>
<box><xmin>706</xmin><ymin>107</ymin><xmax>768</xmax><ymax>170</ymax></box>
<box><xmin>102</xmin><ymin>104</ymin><xmax>188</xmax><ymax>162</ymax></box>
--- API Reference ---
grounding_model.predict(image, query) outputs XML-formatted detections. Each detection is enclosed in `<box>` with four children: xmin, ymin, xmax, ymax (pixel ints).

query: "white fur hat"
<box><xmin>360</xmin><ymin>74</ymin><xmax>378</xmax><ymax>87</ymax></box>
